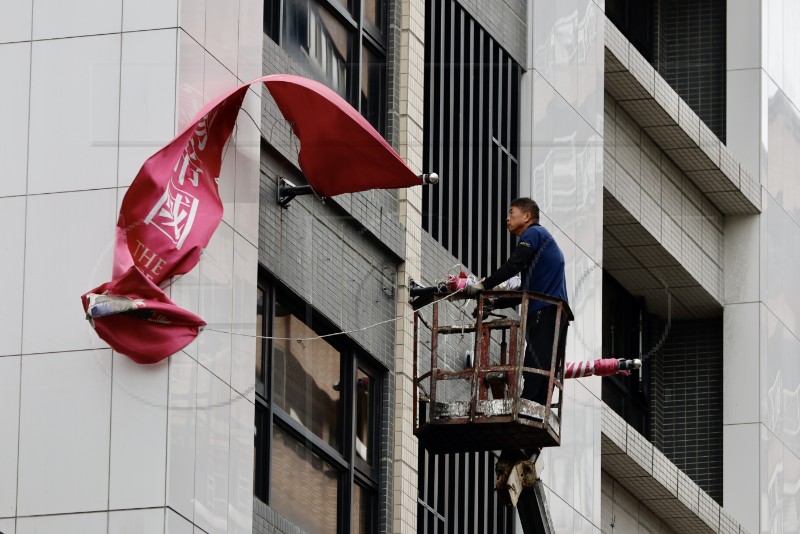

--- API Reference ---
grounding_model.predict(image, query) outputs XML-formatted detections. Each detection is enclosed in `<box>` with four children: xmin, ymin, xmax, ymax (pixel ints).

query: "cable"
<box><xmin>204</xmin><ymin>286</ymin><xmax>466</xmax><ymax>342</ymax></box>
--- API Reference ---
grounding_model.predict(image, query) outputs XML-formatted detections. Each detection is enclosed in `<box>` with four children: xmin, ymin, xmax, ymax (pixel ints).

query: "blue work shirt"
<box><xmin>518</xmin><ymin>223</ymin><xmax>568</xmax><ymax>312</ymax></box>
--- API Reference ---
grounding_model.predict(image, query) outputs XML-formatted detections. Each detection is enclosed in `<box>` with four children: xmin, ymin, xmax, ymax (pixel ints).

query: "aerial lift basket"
<box><xmin>413</xmin><ymin>291</ymin><xmax>573</xmax><ymax>454</ymax></box>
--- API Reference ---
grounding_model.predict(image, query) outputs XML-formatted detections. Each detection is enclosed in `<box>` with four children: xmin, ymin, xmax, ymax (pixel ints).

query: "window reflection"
<box><xmin>329</xmin><ymin>0</ymin><xmax>352</xmax><ymax>15</ymax></box>
<box><xmin>283</xmin><ymin>0</ymin><xmax>352</xmax><ymax>99</ymax></box>
<box><xmin>273</xmin><ymin>303</ymin><xmax>342</xmax><ymax>450</ymax></box>
<box><xmin>361</xmin><ymin>45</ymin><xmax>385</xmax><ymax>133</ymax></box>
<box><xmin>363</xmin><ymin>0</ymin><xmax>383</xmax><ymax>34</ymax></box>
<box><xmin>256</xmin><ymin>287</ymin><xmax>265</xmax><ymax>389</ymax></box>
<box><xmin>271</xmin><ymin>425</ymin><xmax>339</xmax><ymax>534</ymax></box>
<box><xmin>355</xmin><ymin>368</ymin><xmax>373</xmax><ymax>464</ymax></box>
<box><xmin>352</xmin><ymin>483</ymin><xmax>373</xmax><ymax>533</ymax></box>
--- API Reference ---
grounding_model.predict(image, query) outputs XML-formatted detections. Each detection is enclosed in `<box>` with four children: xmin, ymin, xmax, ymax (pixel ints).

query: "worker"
<box><xmin>464</xmin><ymin>197</ymin><xmax>569</xmax><ymax>407</ymax></box>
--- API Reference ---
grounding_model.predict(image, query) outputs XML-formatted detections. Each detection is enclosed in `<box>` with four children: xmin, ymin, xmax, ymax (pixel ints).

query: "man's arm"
<box><xmin>482</xmin><ymin>243</ymin><xmax>534</xmax><ymax>289</ymax></box>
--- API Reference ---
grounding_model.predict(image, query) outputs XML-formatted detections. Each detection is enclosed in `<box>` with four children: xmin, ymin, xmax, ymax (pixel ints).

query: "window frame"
<box><xmin>264</xmin><ymin>0</ymin><xmax>388</xmax><ymax>134</ymax></box>
<box><xmin>254</xmin><ymin>272</ymin><xmax>383</xmax><ymax>533</ymax></box>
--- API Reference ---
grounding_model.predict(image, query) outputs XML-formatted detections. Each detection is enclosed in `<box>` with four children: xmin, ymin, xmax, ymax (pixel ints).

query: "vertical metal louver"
<box><xmin>423</xmin><ymin>0</ymin><xmax>521</xmax><ymax>277</ymax></box>
<box><xmin>417</xmin><ymin>450</ymin><xmax>515</xmax><ymax>534</ymax></box>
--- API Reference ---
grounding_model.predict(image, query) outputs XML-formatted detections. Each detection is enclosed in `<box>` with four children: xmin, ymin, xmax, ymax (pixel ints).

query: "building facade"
<box><xmin>0</xmin><ymin>0</ymin><xmax>796</xmax><ymax>533</ymax></box>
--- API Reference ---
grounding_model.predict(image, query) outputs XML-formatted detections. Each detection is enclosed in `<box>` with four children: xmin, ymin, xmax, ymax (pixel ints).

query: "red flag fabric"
<box><xmin>82</xmin><ymin>267</ymin><xmax>205</xmax><ymax>365</ymax></box>
<box><xmin>113</xmin><ymin>87</ymin><xmax>248</xmax><ymax>283</ymax></box>
<box><xmin>263</xmin><ymin>75</ymin><xmax>422</xmax><ymax>197</ymax></box>
<box><xmin>83</xmin><ymin>74</ymin><xmax>423</xmax><ymax>363</ymax></box>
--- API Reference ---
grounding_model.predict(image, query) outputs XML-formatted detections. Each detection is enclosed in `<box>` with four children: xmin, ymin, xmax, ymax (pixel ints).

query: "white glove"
<box><xmin>464</xmin><ymin>281</ymin><xmax>484</xmax><ymax>297</ymax></box>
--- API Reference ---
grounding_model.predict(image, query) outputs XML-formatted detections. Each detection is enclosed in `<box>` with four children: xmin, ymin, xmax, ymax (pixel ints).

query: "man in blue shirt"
<box><xmin>465</xmin><ymin>197</ymin><xmax>569</xmax><ymax>405</ymax></box>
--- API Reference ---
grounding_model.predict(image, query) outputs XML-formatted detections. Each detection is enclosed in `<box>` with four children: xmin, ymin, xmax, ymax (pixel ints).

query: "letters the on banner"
<box><xmin>83</xmin><ymin>74</ymin><xmax>423</xmax><ymax>364</ymax></box>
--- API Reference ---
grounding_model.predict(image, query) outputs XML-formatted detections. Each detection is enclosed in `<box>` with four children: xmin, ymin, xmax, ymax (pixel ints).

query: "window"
<box><xmin>254</xmin><ymin>277</ymin><xmax>382</xmax><ymax>533</ymax></box>
<box><xmin>264</xmin><ymin>0</ymin><xmax>387</xmax><ymax>134</ymax></box>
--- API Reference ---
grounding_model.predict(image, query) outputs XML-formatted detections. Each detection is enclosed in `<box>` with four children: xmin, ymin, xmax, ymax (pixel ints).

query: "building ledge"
<box><xmin>604</xmin><ymin>18</ymin><xmax>760</xmax><ymax>215</ymax></box>
<box><xmin>601</xmin><ymin>404</ymin><xmax>748</xmax><ymax>534</ymax></box>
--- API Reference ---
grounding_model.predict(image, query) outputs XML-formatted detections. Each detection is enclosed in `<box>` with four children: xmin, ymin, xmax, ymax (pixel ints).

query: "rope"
<box><xmin>204</xmin><ymin>286</ymin><xmax>466</xmax><ymax>342</ymax></box>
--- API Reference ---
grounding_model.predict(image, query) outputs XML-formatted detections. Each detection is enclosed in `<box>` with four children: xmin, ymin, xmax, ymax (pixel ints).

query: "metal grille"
<box><xmin>417</xmin><ymin>450</ymin><xmax>515</xmax><ymax>534</ymax></box>
<box><xmin>423</xmin><ymin>0</ymin><xmax>521</xmax><ymax>277</ymax></box>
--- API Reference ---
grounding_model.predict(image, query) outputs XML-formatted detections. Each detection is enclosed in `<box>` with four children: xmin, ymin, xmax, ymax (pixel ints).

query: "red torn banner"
<box><xmin>83</xmin><ymin>74</ymin><xmax>424</xmax><ymax>363</ymax></box>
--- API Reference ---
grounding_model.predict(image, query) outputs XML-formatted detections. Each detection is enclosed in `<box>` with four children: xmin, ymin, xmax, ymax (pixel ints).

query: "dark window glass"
<box><xmin>254</xmin><ymin>276</ymin><xmax>382</xmax><ymax>531</ymax></box>
<box><xmin>264</xmin><ymin>0</ymin><xmax>281</xmax><ymax>43</ymax></box>
<box><xmin>352</xmin><ymin>483</ymin><xmax>374</xmax><ymax>533</ymax></box>
<box><xmin>271</xmin><ymin>424</ymin><xmax>339</xmax><ymax>533</ymax></box>
<box><xmin>264</xmin><ymin>0</ymin><xmax>387</xmax><ymax>134</ymax></box>
<box><xmin>354</xmin><ymin>368</ymin><xmax>373</xmax><ymax>466</ymax></box>
<box><xmin>283</xmin><ymin>0</ymin><xmax>353</xmax><ymax>98</ymax></box>
<box><xmin>363</xmin><ymin>0</ymin><xmax>384</xmax><ymax>36</ymax></box>
<box><xmin>273</xmin><ymin>309</ymin><xmax>342</xmax><ymax>450</ymax></box>
<box><xmin>361</xmin><ymin>44</ymin><xmax>385</xmax><ymax>133</ymax></box>
<box><xmin>256</xmin><ymin>286</ymin><xmax>265</xmax><ymax>391</ymax></box>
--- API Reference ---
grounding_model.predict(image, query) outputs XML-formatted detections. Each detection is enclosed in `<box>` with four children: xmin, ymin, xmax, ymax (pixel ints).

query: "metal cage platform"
<box><xmin>413</xmin><ymin>291</ymin><xmax>573</xmax><ymax>454</ymax></box>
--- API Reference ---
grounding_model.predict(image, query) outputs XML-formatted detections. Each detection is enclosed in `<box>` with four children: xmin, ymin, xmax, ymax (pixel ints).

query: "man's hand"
<box><xmin>464</xmin><ymin>281</ymin><xmax>484</xmax><ymax>297</ymax></box>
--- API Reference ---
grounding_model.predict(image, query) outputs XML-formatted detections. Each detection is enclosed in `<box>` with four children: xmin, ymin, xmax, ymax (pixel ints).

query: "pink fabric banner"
<box><xmin>83</xmin><ymin>74</ymin><xmax>424</xmax><ymax>363</ymax></box>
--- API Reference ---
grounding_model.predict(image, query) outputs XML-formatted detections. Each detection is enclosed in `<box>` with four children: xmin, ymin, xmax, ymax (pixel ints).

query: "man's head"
<box><xmin>506</xmin><ymin>197</ymin><xmax>539</xmax><ymax>236</ymax></box>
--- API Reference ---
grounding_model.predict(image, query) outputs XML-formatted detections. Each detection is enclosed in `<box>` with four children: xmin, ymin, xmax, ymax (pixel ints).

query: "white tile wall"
<box><xmin>554</xmin><ymin>0</ymin><xmax>578</xmax><ymax>107</ymax></box>
<box><xmin>544</xmin><ymin>380</ymin><xmax>576</xmax><ymax>508</ymax></box>
<box><xmin>0</xmin><ymin>0</ymin><xmax>32</xmax><ymax>43</ymax></box>
<box><xmin>205</xmin><ymin>0</ymin><xmax>239</xmax><ymax>74</ymax></box>
<box><xmin>166</xmin><ymin>510</ymin><xmax>195</xmax><ymax>534</ymax></box>
<box><xmin>545</xmin><ymin>486</ymin><xmax>576</xmax><ymax>532</ymax></box>
<box><xmin>32</xmin><ymin>0</ymin><xmax>121</xmax><ymax>40</ymax></box>
<box><xmin>532</xmin><ymin>0</ymin><xmax>555</xmax><ymax>82</ymax></box>
<box><xmin>17</xmin><ymin>350</ymin><xmax>112</xmax><ymax>516</ymax></box>
<box><xmin>109</xmin><ymin>355</ymin><xmax>169</xmax><ymax>509</ymax></box>
<box><xmin>236</xmin><ymin>0</ymin><xmax>262</xmax><ymax>82</ymax></box>
<box><xmin>230</xmin><ymin>233</ymin><xmax>257</xmax><ymax>400</ymax></box>
<box><xmin>552</xmin><ymin>93</ymin><xmax>578</xmax><ymax>241</ymax></box>
<box><xmin>0</xmin><ymin>356</ymin><xmax>20</xmax><ymax>518</ymax></box>
<box><xmin>17</xmin><ymin>512</ymin><xmax>107</xmax><ymax>534</ymax></box>
<box><xmin>28</xmin><ymin>35</ymin><xmax>120</xmax><ymax>195</ymax></box>
<box><xmin>166</xmin><ymin>352</ymin><xmax>198</xmax><ymax>522</ymax></box>
<box><xmin>198</xmin><ymin>222</ymin><xmax>234</xmax><ymax>384</ymax></box>
<box><xmin>0</xmin><ymin>42</ymin><xmax>30</xmax><ymax>198</ymax></box>
<box><xmin>109</xmin><ymin>508</ymin><xmax>165</xmax><ymax>534</ymax></box>
<box><xmin>233</xmin><ymin>90</ymin><xmax>262</xmax><ymax>247</ymax></box>
<box><xmin>3</xmin><ymin>0</ymin><xmax>261</xmax><ymax>531</ymax></box>
<box><xmin>784</xmin><ymin>447</ymin><xmax>800</xmax><ymax>533</ymax></box>
<box><xmin>193</xmin><ymin>366</ymin><xmax>230</xmax><ymax>534</ymax></box>
<box><xmin>576</xmin><ymin>121</ymin><xmax>597</xmax><ymax>258</ymax></box>
<box><xmin>726</xmin><ymin>69</ymin><xmax>761</xmax><ymax>179</ymax></box>
<box><xmin>179</xmin><ymin>0</ymin><xmax>206</xmax><ymax>45</ymax></box>
<box><xmin>723</xmin><ymin>423</ymin><xmax>761</xmax><ymax>533</ymax></box>
<box><xmin>572</xmin><ymin>382</ymin><xmax>596</xmax><ymax>519</ymax></box>
<box><xmin>227</xmin><ymin>392</ymin><xmax>254</xmax><ymax>534</ymax></box>
<box><xmin>118</xmin><ymin>29</ymin><xmax>178</xmax><ymax>188</ymax></box>
<box><xmin>177</xmin><ymin>30</ymin><xmax>206</xmax><ymax>132</ymax></box>
<box><xmin>204</xmin><ymin>54</ymin><xmax>238</xmax><ymax>227</ymax></box>
<box><xmin>765</xmin><ymin>194</ymin><xmax>800</xmax><ymax>340</ymax></box>
<box><xmin>723</xmin><ymin>303</ymin><xmax>761</xmax><ymax>425</ymax></box>
<box><xmin>122</xmin><ymin>0</ymin><xmax>179</xmax><ymax>32</ymax></box>
<box><xmin>728</xmin><ymin>0</ymin><xmax>761</xmax><ymax>71</ymax></box>
<box><xmin>0</xmin><ymin>197</ymin><xmax>25</xmax><ymax>357</ymax></box>
<box><xmin>22</xmin><ymin>189</ymin><xmax>117</xmax><ymax>354</ymax></box>
<box><xmin>576</xmin><ymin>0</ymin><xmax>597</xmax><ymax>128</ymax></box>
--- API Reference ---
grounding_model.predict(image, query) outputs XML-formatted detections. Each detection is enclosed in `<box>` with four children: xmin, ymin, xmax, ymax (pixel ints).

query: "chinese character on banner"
<box><xmin>144</xmin><ymin>179</ymin><xmax>200</xmax><ymax>250</ymax></box>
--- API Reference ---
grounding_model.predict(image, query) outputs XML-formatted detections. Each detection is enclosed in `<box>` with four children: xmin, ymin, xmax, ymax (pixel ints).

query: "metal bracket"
<box><xmin>276</xmin><ymin>177</ymin><xmax>313</xmax><ymax>208</ymax></box>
